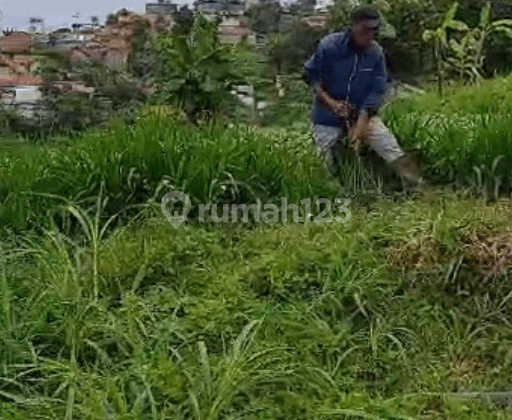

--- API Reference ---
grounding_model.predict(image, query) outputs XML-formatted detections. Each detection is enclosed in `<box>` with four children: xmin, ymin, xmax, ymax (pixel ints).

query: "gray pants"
<box><xmin>312</xmin><ymin>117</ymin><xmax>404</xmax><ymax>168</ymax></box>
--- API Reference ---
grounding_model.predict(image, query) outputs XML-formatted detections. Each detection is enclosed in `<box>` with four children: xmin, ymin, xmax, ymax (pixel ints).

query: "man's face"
<box><xmin>351</xmin><ymin>19</ymin><xmax>379</xmax><ymax>49</ymax></box>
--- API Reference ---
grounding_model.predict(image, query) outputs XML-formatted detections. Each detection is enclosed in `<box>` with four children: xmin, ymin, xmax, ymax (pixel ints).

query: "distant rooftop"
<box><xmin>146</xmin><ymin>2</ymin><xmax>178</xmax><ymax>15</ymax></box>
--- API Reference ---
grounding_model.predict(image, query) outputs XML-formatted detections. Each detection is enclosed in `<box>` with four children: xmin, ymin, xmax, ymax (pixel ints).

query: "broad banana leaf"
<box><xmin>489</xmin><ymin>20</ymin><xmax>512</xmax><ymax>30</ymax></box>
<box><xmin>492</xmin><ymin>27</ymin><xmax>512</xmax><ymax>37</ymax></box>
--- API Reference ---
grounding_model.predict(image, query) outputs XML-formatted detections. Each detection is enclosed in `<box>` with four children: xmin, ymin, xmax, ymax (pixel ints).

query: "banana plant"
<box><xmin>152</xmin><ymin>14</ymin><xmax>249</xmax><ymax>123</ymax></box>
<box><xmin>445</xmin><ymin>2</ymin><xmax>512</xmax><ymax>84</ymax></box>
<box><xmin>422</xmin><ymin>2</ymin><xmax>468</xmax><ymax>97</ymax></box>
<box><xmin>329</xmin><ymin>0</ymin><xmax>396</xmax><ymax>38</ymax></box>
<box><xmin>446</xmin><ymin>30</ymin><xmax>480</xmax><ymax>82</ymax></box>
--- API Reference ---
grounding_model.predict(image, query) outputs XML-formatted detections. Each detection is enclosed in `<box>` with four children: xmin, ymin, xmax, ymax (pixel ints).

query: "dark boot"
<box><xmin>390</xmin><ymin>154</ymin><xmax>423</xmax><ymax>186</ymax></box>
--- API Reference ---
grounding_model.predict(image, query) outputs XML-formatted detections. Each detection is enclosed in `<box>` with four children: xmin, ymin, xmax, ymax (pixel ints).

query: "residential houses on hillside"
<box><xmin>0</xmin><ymin>1</ymin><xmax>331</xmax><ymax>107</ymax></box>
<box><xmin>218</xmin><ymin>15</ymin><xmax>254</xmax><ymax>44</ymax></box>
<box><xmin>67</xmin><ymin>12</ymin><xmax>156</xmax><ymax>67</ymax></box>
<box><xmin>0</xmin><ymin>32</ymin><xmax>43</xmax><ymax>111</ymax></box>
<box><xmin>0</xmin><ymin>32</ymin><xmax>42</xmax><ymax>89</ymax></box>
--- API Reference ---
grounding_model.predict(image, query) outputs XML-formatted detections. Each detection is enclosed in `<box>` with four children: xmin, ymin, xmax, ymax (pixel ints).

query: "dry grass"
<box><xmin>386</xmin><ymin>235</ymin><xmax>444</xmax><ymax>272</ymax></box>
<box><xmin>448</xmin><ymin>356</ymin><xmax>486</xmax><ymax>388</ymax></box>
<box><xmin>462</xmin><ymin>227</ymin><xmax>512</xmax><ymax>281</ymax></box>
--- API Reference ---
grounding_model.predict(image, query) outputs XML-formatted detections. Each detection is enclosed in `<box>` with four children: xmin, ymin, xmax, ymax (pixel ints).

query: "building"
<box><xmin>244</xmin><ymin>0</ymin><xmax>259</xmax><ymax>11</ymax></box>
<box><xmin>67</xmin><ymin>11</ymin><xmax>160</xmax><ymax>67</ymax></box>
<box><xmin>195</xmin><ymin>0</ymin><xmax>224</xmax><ymax>16</ymax></box>
<box><xmin>227</xmin><ymin>0</ymin><xmax>245</xmax><ymax>15</ymax></box>
<box><xmin>0</xmin><ymin>32</ymin><xmax>32</xmax><ymax>55</ymax></box>
<box><xmin>0</xmin><ymin>74</ymin><xmax>44</xmax><ymax>120</ymax></box>
<box><xmin>300</xmin><ymin>12</ymin><xmax>330</xmax><ymax>30</ymax></box>
<box><xmin>218</xmin><ymin>16</ymin><xmax>253</xmax><ymax>44</ymax></box>
<box><xmin>279</xmin><ymin>12</ymin><xmax>300</xmax><ymax>32</ymax></box>
<box><xmin>0</xmin><ymin>32</ymin><xmax>43</xmax><ymax>102</ymax></box>
<box><xmin>146</xmin><ymin>2</ymin><xmax>178</xmax><ymax>15</ymax></box>
<box><xmin>314</xmin><ymin>0</ymin><xmax>334</xmax><ymax>13</ymax></box>
<box><xmin>0</xmin><ymin>73</ymin><xmax>43</xmax><ymax>89</ymax></box>
<box><xmin>145</xmin><ymin>13</ymin><xmax>174</xmax><ymax>32</ymax></box>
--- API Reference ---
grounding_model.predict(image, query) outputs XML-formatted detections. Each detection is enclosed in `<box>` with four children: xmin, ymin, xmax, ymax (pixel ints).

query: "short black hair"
<box><xmin>352</xmin><ymin>6</ymin><xmax>380</xmax><ymax>23</ymax></box>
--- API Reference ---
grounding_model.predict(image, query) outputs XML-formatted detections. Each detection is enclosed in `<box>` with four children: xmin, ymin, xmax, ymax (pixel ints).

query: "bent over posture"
<box><xmin>304</xmin><ymin>6</ymin><xmax>420</xmax><ymax>183</ymax></box>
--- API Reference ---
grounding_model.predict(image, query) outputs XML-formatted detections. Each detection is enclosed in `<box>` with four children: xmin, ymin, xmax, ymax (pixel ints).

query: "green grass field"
<box><xmin>1</xmin><ymin>78</ymin><xmax>512</xmax><ymax>419</ymax></box>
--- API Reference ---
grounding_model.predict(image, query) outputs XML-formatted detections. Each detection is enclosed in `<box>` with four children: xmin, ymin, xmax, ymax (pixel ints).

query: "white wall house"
<box><xmin>314</xmin><ymin>0</ymin><xmax>334</xmax><ymax>12</ymax></box>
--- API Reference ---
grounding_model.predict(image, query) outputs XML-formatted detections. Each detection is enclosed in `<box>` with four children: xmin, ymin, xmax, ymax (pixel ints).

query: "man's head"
<box><xmin>351</xmin><ymin>6</ymin><xmax>380</xmax><ymax>49</ymax></box>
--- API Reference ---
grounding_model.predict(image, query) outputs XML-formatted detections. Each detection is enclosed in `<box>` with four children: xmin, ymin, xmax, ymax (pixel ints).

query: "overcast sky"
<box><xmin>2</xmin><ymin>0</ymin><xmax>194</xmax><ymax>31</ymax></box>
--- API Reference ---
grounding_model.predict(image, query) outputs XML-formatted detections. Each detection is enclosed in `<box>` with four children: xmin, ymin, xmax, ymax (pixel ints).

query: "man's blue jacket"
<box><xmin>304</xmin><ymin>30</ymin><xmax>388</xmax><ymax>127</ymax></box>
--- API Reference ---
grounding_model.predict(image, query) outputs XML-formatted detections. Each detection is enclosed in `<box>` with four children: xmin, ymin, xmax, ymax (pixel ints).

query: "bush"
<box><xmin>152</xmin><ymin>14</ymin><xmax>257</xmax><ymax>124</ymax></box>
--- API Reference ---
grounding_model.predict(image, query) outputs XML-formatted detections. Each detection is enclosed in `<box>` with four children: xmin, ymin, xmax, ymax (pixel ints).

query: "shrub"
<box><xmin>151</xmin><ymin>14</ymin><xmax>254</xmax><ymax>124</ymax></box>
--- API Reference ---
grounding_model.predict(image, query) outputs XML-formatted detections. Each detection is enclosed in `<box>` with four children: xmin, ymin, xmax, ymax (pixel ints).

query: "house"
<box><xmin>0</xmin><ymin>32</ymin><xmax>32</xmax><ymax>55</ymax></box>
<box><xmin>0</xmin><ymin>74</ymin><xmax>43</xmax><ymax>89</ymax></box>
<box><xmin>67</xmin><ymin>11</ymin><xmax>159</xmax><ymax>67</ymax></box>
<box><xmin>300</xmin><ymin>12</ymin><xmax>331</xmax><ymax>30</ymax></box>
<box><xmin>226</xmin><ymin>0</ymin><xmax>245</xmax><ymax>16</ymax></box>
<box><xmin>314</xmin><ymin>0</ymin><xmax>334</xmax><ymax>13</ymax></box>
<box><xmin>0</xmin><ymin>33</ymin><xmax>43</xmax><ymax>99</ymax></box>
<box><xmin>195</xmin><ymin>0</ymin><xmax>224</xmax><ymax>16</ymax></box>
<box><xmin>146</xmin><ymin>2</ymin><xmax>178</xmax><ymax>15</ymax></box>
<box><xmin>279</xmin><ymin>12</ymin><xmax>300</xmax><ymax>32</ymax></box>
<box><xmin>49</xmin><ymin>81</ymin><xmax>95</xmax><ymax>95</ymax></box>
<box><xmin>0</xmin><ymin>78</ymin><xmax>44</xmax><ymax>121</ymax></box>
<box><xmin>218</xmin><ymin>16</ymin><xmax>253</xmax><ymax>44</ymax></box>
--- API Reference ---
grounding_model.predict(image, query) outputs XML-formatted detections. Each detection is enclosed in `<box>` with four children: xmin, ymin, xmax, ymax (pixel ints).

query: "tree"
<box><xmin>172</xmin><ymin>5</ymin><xmax>195</xmax><ymax>35</ymax></box>
<box><xmin>446</xmin><ymin>1</ymin><xmax>512</xmax><ymax>82</ymax></box>
<box><xmin>267</xmin><ymin>25</ymin><xmax>329</xmax><ymax>75</ymax></box>
<box><xmin>152</xmin><ymin>14</ymin><xmax>252</xmax><ymax>123</ymax></box>
<box><xmin>105</xmin><ymin>9</ymin><xmax>129</xmax><ymax>26</ymax></box>
<box><xmin>383</xmin><ymin>0</ymin><xmax>441</xmax><ymax>43</ymax></box>
<box><xmin>105</xmin><ymin>13</ymin><xmax>117</xmax><ymax>26</ymax></box>
<box><xmin>287</xmin><ymin>0</ymin><xmax>316</xmax><ymax>15</ymax></box>
<box><xmin>422</xmin><ymin>2</ymin><xmax>468</xmax><ymax>96</ymax></box>
<box><xmin>245</xmin><ymin>0</ymin><xmax>282</xmax><ymax>36</ymax></box>
<box><xmin>129</xmin><ymin>20</ymin><xmax>153</xmax><ymax>79</ymax></box>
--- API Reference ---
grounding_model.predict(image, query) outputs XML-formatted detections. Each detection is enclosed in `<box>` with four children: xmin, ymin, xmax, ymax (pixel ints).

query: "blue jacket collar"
<box><xmin>340</xmin><ymin>29</ymin><xmax>373</xmax><ymax>58</ymax></box>
<box><xmin>339</xmin><ymin>30</ymin><xmax>354</xmax><ymax>57</ymax></box>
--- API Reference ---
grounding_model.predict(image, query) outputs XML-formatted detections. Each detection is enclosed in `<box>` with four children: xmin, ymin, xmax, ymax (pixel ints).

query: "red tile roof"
<box><xmin>66</xmin><ymin>12</ymin><xmax>152</xmax><ymax>66</ymax></box>
<box><xmin>0</xmin><ymin>74</ymin><xmax>43</xmax><ymax>87</ymax></box>
<box><xmin>218</xmin><ymin>25</ymin><xmax>250</xmax><ymax>44</ymax></box>
<box><xmin>50</xmin><ymin>81</ymin><xmax>94</xmax><ymax>94</ymax></box>
<box><xmin>0</xmin><ymin>33</ymin><xmax>32</xmax><ymax>54</ymax></box>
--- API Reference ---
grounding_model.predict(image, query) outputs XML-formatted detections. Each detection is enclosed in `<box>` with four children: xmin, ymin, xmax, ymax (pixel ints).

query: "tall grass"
<box><xmin>0</xmin><ymin>107</ymin><xmax>341</xmax><ymax>235</ymax></box>
<box><xmin>384</xmin><ymin>106</ymin><xmax>512</xmax><ymax>196</ymax></box>
<box><xmin>383</xmin><ymin>74</ymin><xmax>512</xmax><ymax>197</ymax></box>
<box><xmin>1</xmin><ymin>196</ymin><xmax>512</xmax><ymax>419</ymax></box>
<box><xmin>2</xmin><ymin>80</ymin><xmax>512</xmax><ymax>419</ymax></box>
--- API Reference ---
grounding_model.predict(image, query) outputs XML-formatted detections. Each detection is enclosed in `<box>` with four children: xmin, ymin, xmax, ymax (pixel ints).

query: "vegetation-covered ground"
<box><xmin>1</xmin><ymin>76</ymin><xmax>512</xmax><ymax>419</ymax></box>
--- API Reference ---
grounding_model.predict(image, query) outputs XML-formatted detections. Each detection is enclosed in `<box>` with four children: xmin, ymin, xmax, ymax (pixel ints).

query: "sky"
<box><xmin>1</xmin><ymin>0</ymin><xmax>194</xmax><ymax>32</ymax></box>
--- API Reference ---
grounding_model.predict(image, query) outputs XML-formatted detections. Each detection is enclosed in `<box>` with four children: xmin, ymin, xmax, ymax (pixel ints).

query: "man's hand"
<box><xmin>316</xmin><ymin>86</ymin><xmax>354</xmax><ymax>119</ymax></box>
<box><xmin>329</xmin><ymin>99</ymin><xmax>354</xmax><ymax>119</ymax></box>
<box><xmin>348</xmin><ymin>114</ymin><xmax>370</xmax><ymax>154</ymax></box>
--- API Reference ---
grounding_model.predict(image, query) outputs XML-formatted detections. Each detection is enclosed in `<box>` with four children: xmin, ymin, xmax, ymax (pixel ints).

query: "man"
<box><xmin>303</xmin><ymin>6</ymin><xmax>420</xmax><ymax>183</ymax></box>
